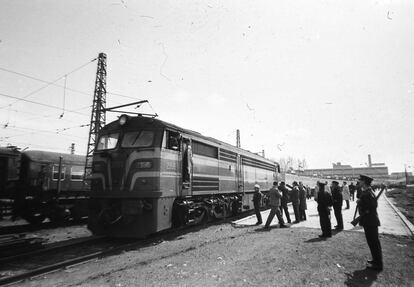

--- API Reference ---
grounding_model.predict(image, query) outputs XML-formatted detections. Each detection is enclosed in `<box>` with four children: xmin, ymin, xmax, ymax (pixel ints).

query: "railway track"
<box><xmin>0</xmin><ymin>218</ymin><xmax>88</xmax><ymax>236</ymax></box>
<box><xmin>0</xmin><ymin>210</ymin><xmax>253</xmax><ymax>286</ymax></box>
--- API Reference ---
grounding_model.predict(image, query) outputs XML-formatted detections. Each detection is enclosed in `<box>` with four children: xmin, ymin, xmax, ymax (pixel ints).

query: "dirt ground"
<box><xmin>386</xmin><ymin>188</ymin><xmax>414</xmax><ymax>225</ymax></box>
<box><xmin>20</xmin><ymin>220</ymin><xmax>414</xmax><ymax>287</ymax></box>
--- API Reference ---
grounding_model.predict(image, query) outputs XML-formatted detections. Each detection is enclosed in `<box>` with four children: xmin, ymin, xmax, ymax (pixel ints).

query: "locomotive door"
<box><xmin>181</xmin><ymin>138</ymin><xmax>192</xmax><ymax>196</ymax></box>
<box><xmin>236</xmin><ymin>155</ymin><xmax>243</xmax><ymax>193</ymax></box>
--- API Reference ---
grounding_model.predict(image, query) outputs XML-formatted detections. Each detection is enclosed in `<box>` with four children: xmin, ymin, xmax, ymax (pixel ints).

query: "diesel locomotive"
<box><xmin>0</xmin><ymin>147</ymin><xmax>88</xmax><ymax>223</ymax></box>
<box><xmin>88</xmin><ymin>114</ymin><xmax>281</xmax><ymax>238</ymax></box>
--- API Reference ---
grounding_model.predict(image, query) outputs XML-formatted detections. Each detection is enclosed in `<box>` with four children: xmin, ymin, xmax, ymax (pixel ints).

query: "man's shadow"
<box><xmin>344</xmin><ymin>268</ymin><xmax>379</xmax><ymax>287</ymax></box>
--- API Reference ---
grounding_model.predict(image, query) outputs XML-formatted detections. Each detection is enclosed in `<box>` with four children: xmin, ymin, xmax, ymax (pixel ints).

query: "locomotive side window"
<box><xmin>166</xmin><ymin>130</ymin><xmax>181</xmax><ymax>151</ymax></box>
<box><xmin>70</xmin><ymin>166</ymin><xmax>84</xmax><ymax>181</ymax></box>
<box><xmin>192</xmin><ymin>140</ymin><xmax>218</xmax><ymax>159</ymax></box>
<box><xmin>121</xmin><ymin>131</ymin><xmax>154</xmax><ymax>148</ymax></box>
<box><xmin>97</xmin><ymin>133</ymin><xmax>119</xmax><ymax>150</ymax></box>
<box><xmin>52</xmin><ymin>165</ymin><xmax>66</xmax><ymax>181</ymax></box>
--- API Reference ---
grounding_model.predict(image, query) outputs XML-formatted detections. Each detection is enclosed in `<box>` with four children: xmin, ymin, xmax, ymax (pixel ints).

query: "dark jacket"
<box><xmin>268</xmin><ymin>186</ymin><xmax>282</xmax><ymax>207</ymax></box>
<box><xmin>299</xmin><ymin>186</ymin><xmax>307</xmax><ymax>210</ymax></box>
<box><xmin>331</xmin><ymin>185</ymin><xmax>343</xmax><ymax>207</ymax></box>
<box><xmin>278</xmin><ymin>185</ymin><xmax>290</xmax><ymax>204</ymax></box>
<box><xmin>358</xmin><ymin>187</ymin><xmax>380</xmax><ymax>227</ymax></box>
<box><xmin>290</xmin><ymin>186</ymin><xmax>299</xmax><ymax>204</ymax></box>
<box><xmin>317</xmin><ymin>189</ymin><xmax>333</xmax><ymax>213</ymax></box>
<box><xmin>253</xmin><ymin>191</ymin><xmax>262</xmax><ymax>206</ymax></box>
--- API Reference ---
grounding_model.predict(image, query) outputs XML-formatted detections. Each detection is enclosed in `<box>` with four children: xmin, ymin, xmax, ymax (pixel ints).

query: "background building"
<box><xmin>301</xmin><ymin>154</ymin><xmax>389</xmax><ymax>182</ymax></box>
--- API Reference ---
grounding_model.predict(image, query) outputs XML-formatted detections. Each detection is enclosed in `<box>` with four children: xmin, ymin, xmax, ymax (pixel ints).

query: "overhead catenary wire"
<box><xmin>0</xmin><ymin>92</ymin><xmax>89</xmax><ymax>116</ymax></box>
<box><xmin>0</xmin><ymin>57</ymin><xmax>97</xmax><ymax>109</ymax></box>
<box><xmin>1</xmin><ymin>125</ymin><xmax>88</xmax><ymax>140</ymax></box>
<box><xmin>0</xmin><ymin>66</ymin><xmax>93</xmax><ymax>98</ymax></box>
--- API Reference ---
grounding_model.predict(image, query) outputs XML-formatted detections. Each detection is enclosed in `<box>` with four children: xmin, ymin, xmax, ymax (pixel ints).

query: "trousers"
<box><xmin>254</xmin><ymin>204</ymin><xmax>262</xmax><ymax>223</ymax></box>
<box><xmin>279</xmin><ymin>202</ymin><xmax>291</xmax><ymax>223</ymax></box>
<box><xmin>333</xmin><ymin>205</ymin><xmax>343</xmax><ymax>229</ymax></box>
<box><xmin>265</xmin><ymin>206</ymin><xmax>284</xmax><ymax>227</ymax></box>
<box><xmin>364</xmin><ymin>225</ymin><xmax>383</xmax><ymax>266</ymax></box>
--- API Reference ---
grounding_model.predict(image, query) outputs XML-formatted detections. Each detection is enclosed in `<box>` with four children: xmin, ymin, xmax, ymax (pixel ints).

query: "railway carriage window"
<box><xmin>52</xmin><ymin>165</ymin><xmax>66</xmax><ymax>181</ymax></box>
<box><xmin>70</xmin><ymin>166</ymin><xmax>84</xmax><ymax>181</ymax></box>
<box><xmin>97</xmin><ymin>133</ymin><xmax>119</xmax><ymax>150</ymax></box>
<box><xmin>121</xmin><ymin>131</ymin><xmax>154</xmax><ymax>148</ymax></box>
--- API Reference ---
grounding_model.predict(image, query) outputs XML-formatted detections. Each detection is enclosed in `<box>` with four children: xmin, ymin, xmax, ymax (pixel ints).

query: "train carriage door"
<box><xmin>182</xmin><ymin>138</ymin><xmax>192</xmax><ymax>196</ymax></box>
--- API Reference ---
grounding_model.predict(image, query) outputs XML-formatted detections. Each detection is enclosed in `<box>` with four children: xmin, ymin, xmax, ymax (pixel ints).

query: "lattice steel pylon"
<box><xmin>84</xmin><ymin>53</ymin><xmax>107</xmax><ymax>183</ymax></box>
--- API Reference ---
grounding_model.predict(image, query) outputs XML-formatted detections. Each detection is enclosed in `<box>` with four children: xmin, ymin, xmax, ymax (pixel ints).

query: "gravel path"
<box><xmin>17</xmin><ymin>221</ymin><xmax>414</xmax><ymax>287</ymax></box>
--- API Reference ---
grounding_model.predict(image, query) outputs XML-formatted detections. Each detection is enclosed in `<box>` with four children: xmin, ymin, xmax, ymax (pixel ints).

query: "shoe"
<box><xmin>335</xmin><ymin>227</ymin><xmax>343</xmax><ymax>231</ymax></box>
<box><xmin>367</xmin><ymin>263</ymin><xmax>383</xmax><ymax>271</ymax></box>
<box><xmin>279</xmin><ymin>224</ymin><xmax>288</xmax><ymax>228</ymax></box>
<box><xmin>293</xmin><ymin>220</ymin><xmax>300</xmax><ymax>224</ymax></box>
<box><xmin>288</xmin><ymin>220</ymin><xmax>291</xmax><ymax>224</ymax></box>
<box><xmin>318</xmin><ymin>234</ymin><xmax>331</xmax><ymax>238</ymax></box>
<box><xmin>263</xmin><ymin>226</ymin><xmax>270</xmax><ymax>230</ymax></box>
<box><xmin>255</xmin><ymin>222</ymin><xmax>262</xmax><ymax>225</ymax></box>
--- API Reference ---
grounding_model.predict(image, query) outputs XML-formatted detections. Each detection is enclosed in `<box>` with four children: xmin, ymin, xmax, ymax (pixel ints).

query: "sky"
<box><xmin>0</xmin><ymin>0</ymin><xmax>413</xmax><ymax>173</ymax></box>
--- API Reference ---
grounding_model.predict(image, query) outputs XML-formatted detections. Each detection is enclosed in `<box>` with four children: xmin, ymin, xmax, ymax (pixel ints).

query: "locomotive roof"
<box><xmin>0</xmin><ymin>146</ymin><xmax>21</xmax><ymax>157</ymax></box>
<box><xmin>103</xmin><ymin>115</ymin><xmax>277</xmax><ymax>166</ymax></box>
<box><xmin>23</xmin><ymin>150</ymin><xmax>86</xmax><ymax>165</ymax></box>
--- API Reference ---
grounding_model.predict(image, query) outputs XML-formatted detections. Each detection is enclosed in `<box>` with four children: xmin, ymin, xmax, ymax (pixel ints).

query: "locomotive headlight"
<box><xmin>133</xmin><ymin>161</ymin><xmax>152</xmax><ymax>169</ymax></box>
<box><xmin>119</xmin><ymin>114</ymin><xmax>129</xmax><ymax>126</ymax></box>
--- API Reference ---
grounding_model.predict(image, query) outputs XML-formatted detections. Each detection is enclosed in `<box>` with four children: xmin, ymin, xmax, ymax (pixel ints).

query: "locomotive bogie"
<box><xmin>88</xmin><ymin>196</ymin><xmax>175</xmax><ymax>238</ymax></box>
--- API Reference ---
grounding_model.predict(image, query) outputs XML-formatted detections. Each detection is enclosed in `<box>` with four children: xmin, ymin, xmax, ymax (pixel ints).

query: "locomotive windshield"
<box><xmin>121</xmin><ymin>130</ymin><xmax>154</xmax><ymax>148</ymax></box>
<box><xmin>97</xmin><ymin>133</ymin><xmax>119</xmax><ymax>150</ymax></box>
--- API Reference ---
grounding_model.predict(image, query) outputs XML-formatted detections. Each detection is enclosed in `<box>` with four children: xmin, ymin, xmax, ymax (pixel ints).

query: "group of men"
<box><xmin>316</xmin><ymin>175</ymin><xmax>383</xmax><ymax>271</ymax></box>
<box><xmin>252</xmin><ymin>181</ymin><xmax>309</xmax><ymax>230</ymax></box>
<box><xmin>252</xmin><ymin>174</ymin><xmax>383</xmax><ymax>271</ymax></box>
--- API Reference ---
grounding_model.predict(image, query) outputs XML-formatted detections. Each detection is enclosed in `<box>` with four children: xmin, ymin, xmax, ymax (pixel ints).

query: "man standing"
<box><xmin>331</xmin><ymin>181</ymin><xmax>344</xmax><ymax>230</ymax></box>
<box><xmin>357</xmin><ymin>174</ymin><xmax>383</xmax><ymax>271</ymax></box>
<box><xmin>264</xmin><ymin>182</ymin><xmax>287</xmax><ymax>229</ymax></box>
<box><xmin>342</xmin><ymin>182</ymin><xmax>350</xmax><ymax>209</ymax></box>
<box><xmin>252</xmin><ymin>184</ymin><xmax>263</xmax><ymax>225</ymax></box>
<box><xmin>278</xmin><ymin>182</ymin><xmax>291</xmax><ymax>223</ymax></box>
<box><xmin>317</xmin><ymin>182</ymin><xmax>333</xmax><ymax>238</ymax></box>
<box><xmin>298</xmin><ymin>182</ymin><xmax>307</xmax><ymax>221</ymax></box>
<box><xmin>291</xmin><ymin>181</ymin><xmax>300</xmax><ymax>223</ymax></box>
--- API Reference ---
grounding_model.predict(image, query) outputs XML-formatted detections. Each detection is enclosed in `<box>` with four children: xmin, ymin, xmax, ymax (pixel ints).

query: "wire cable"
<box><xmin>0</xmin><ymin>92</ymin><xmax>89</xmax><ymax>116</ymax></box>
<box><xmin>0</xmin><ymin>66</ymin><xmax>94</xmax><ymax>99</ymax></box>
<box><xmin>0</xmin><ymin>57</ymin><xmax>97</xmax><ymax>109</ymax></box>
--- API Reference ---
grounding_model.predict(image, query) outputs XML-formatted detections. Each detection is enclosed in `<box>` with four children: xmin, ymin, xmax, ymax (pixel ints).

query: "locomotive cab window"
<box><xmin>165</xmin><ymin>130</ymin><xmax>181</xmax><ymax>151</ymax></box>
<box><xmin>97</xmin><ymin>133</ymin><xmax>119</xmax><ymax>150</ymax></box>
<box><xmin>52</xmin><ymin>165</ymin><xmax>66</xmax><ymax>181</ymax></box>
<box><xmin>121</xmin><ymin>130</ymin><xmax>154</xmax><ymax>148</ymax></box>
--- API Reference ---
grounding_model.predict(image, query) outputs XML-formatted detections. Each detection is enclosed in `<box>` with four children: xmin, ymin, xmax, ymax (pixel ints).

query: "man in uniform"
<box><xmin>290</xmin><ymin>181</ymin><xmax>300</xmax><ymax>223</ymax></box>
<box><xmin>278</xmin><ymin>182</ymin><xmax>291</xmax><ymax>223</ymax></box>
<box><xmin>331</xmin><ymin>181</ymin><xmax>344</xmax><ymax>230</ymax></box>
<box><xmin>317</xmin><ymin>181</ymin><xmax>333</xmax><ymax>238</ymax></box>
<box><xmin>357</xmin><ymin>174</ymin><xmax>383</xmax><ymax>271</ymax></box>
<box><xmin>252</xmin><ymin>184</ymin><xmax>262</xmax><ymax>225</ymax></box>
<box><xmin>264</xmin><ymin>182</ymin><xmax>287</xmax><ymax>229</ymax></box>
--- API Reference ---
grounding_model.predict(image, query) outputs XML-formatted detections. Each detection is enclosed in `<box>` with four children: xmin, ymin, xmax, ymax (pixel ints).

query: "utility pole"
<box><xmin>236</xmin><ymin>129</ymin><xmax>240</xmax><ymax>148</ymax></box>
<box><xmin>84</xmin><ymin>53</ymin><xmax>107</xmax><ymax>182</ymax></box>
<box><xmin>70</xmin><ymin>143</ymin><xmax>75</xmax><ymax>155</ymax></box>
